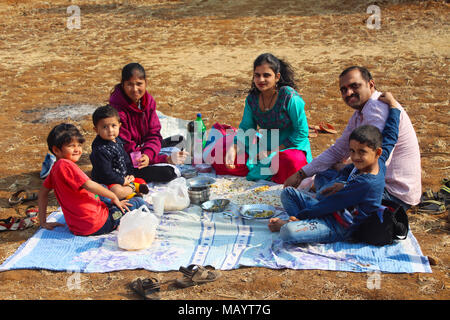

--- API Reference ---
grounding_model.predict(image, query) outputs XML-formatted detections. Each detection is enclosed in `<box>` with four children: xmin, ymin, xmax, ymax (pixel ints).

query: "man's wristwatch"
<box><xmin>298</xmin><ymin>169</ymin><xmax>306</xmax><ymax>180</ymax></box>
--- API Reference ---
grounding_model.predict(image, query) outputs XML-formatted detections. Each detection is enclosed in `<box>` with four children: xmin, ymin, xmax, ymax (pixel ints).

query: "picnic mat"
<box><xmin>0</xmin><ymin>176</ymin><xmax>431</xmax><ymax>274</ymax></box>
<box><xmin>0</xmin><ymin>112</ymin><xmax>431</xmax><ymax>274</ymax></box>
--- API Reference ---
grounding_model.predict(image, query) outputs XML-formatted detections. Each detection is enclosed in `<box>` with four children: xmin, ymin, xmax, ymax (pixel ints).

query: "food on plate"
<box><xmin>249</xmin><ymin>210</ymin><xmax>273</xmax><ymax>218</ymax></box>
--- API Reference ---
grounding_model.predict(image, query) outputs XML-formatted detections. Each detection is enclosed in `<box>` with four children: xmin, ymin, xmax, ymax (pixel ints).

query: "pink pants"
<box><xmin>271</xmin><ymin>149</ymin><xmax>308</xmax><ymax>184</ymax></box>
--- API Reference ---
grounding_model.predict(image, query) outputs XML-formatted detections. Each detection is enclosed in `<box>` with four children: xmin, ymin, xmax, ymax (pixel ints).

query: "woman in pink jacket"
<box><xmin>109</xmin><ymin>63</ymin><xmax>189</xmax><ymax>183</ymax></box>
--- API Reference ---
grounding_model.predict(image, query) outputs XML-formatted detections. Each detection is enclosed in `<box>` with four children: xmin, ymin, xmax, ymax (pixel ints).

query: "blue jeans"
<box><xmin>89</xmin><ymin>196</ymin><xmax>149</xmax><ymax>236</ymax></box>
<box><xmin>382</xmin><ymin>189</ymin><xmax>411</xmax><ymax>212</ymax></box>
<box><xmin>279</xmin><ymin>187</ymin><xmax>352</xmax><ymax>244</ymax></box>
<box><xmin>313</xmin><ymin>169</ymin><xmax>342</xmax><ymax>201</ymax></box>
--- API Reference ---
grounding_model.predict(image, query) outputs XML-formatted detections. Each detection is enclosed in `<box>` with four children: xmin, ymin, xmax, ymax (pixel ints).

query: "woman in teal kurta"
<box><xmin>225</xmin><ymin>53</ymin><xmax>312</xmax><ymax>183</ymax></box>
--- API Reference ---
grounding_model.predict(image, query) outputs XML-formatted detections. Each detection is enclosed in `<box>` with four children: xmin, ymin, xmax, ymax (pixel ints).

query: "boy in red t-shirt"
<box><xmin>38</xmin><ymin>123</ymin><xmax>148</xmax><ymax>236</ymax></box>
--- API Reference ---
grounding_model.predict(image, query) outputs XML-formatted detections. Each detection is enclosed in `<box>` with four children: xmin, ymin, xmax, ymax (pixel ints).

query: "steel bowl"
<box><xmin>201</xmin><ymin>199</ymin><xmax>230</xmax><ymax>212</ymax></box>
<box><xmin>186</xmin><ymin>176</ymin><xmax>216</xmax><ymax>191</ymax></box>
<box><xmin>181</xmin><ymin>168</ymin><xmax>198</xmax><ymax>179</ymax></box>
<box><xmin>188</xmin><ymin>187</ymin><xmax>211</xmax><ymax>205</ymax></box>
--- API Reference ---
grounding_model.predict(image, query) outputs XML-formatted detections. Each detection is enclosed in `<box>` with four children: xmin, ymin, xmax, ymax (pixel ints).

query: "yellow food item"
<box><xmin>209</xmin><ymin>177</ymin><xmax>282</xmax><ymax>207</ymax></box>
<box><xmin>254</xmin><ymin>185</ymin><xmax>270</xmax><ymax>192</ymax></box>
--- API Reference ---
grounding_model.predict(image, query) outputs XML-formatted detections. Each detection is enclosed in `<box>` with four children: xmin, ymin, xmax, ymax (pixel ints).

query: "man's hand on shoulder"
<box><xmin>378</xmin><ymin>92</ymin><xmax>399</xmax><ymax>109</ymax></box>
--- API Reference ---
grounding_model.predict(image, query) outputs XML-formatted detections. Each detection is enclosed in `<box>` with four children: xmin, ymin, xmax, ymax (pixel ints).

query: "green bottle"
<box><xmin>195</xmin><ymin>113</ymin><xmax>206</xmax><ymax>149</ymax></box>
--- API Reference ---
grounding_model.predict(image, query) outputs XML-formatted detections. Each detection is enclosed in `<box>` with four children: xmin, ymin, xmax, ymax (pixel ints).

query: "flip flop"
<box><xmin>129</xmin><ymin>278</ymin><xmax>161</xmax><ymax>300</ymax></box>
<box><xmin>308</xmin><ymin>128</ymin><xmax>318</xmax><ymax>138</ymax></box>
<box><xmin>174</xmin><ymin>264</ymin><xmax>221</xmax><ymax>288</ymax></box>
<box><xmin>417</xmin><ymin>200</ymin><xmax>446</xmax><ymax>215</ymax></box>
<box><xmin>319</xmin><ymin>122</ymin><xmax>337</xmax><ymax>134</ymax></box>
<box><xmin>8</xmin><ymin>190</ymin><xmax>37</xmax><ymax>206</ymax></box>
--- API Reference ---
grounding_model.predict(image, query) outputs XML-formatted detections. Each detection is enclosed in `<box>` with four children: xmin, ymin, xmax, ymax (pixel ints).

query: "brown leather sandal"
<box><xmin>174</xmin><ymin>264</ymin><xmax>221</xmax><ymax>288</ymax></box>
<box><xmin>129</xmin><ymin>277</ymin><xmax>161</xmax><ymax>300</ymax></box>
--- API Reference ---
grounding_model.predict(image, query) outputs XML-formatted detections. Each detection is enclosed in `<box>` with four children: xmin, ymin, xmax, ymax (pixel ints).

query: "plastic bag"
<box><xmin>161</xmin><ymin>177</ymin><xmax>190</xmax><ymax>211</ymax></box>
<box><xmin>117</xmin><ymin>205</ymin><xmax>158</xmax><ymax>251</ymax></box>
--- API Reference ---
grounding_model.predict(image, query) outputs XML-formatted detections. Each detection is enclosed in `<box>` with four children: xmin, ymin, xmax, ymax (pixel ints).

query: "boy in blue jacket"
<box><xmin>269</xmin><ymin>92</ymin><xmax>402</xmax><ymax>244</ymax></box>
<box><xmin>90</xmin><ymin>105</ymin><xmax>149</xmax><ymax>200</ymax></box>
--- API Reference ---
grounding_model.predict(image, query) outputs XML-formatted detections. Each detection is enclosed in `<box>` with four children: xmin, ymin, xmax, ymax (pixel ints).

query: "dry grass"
<box><xmin>0</xmin><ymin>0</ymin><xmax>448</xmax><ymax>301</ymax></box>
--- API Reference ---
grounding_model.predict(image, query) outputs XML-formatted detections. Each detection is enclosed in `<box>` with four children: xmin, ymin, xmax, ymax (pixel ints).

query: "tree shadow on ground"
<box><xmin>28</xmin><ymin>0</ymin><xmax>426</xmax><ymax>20</ymax></box>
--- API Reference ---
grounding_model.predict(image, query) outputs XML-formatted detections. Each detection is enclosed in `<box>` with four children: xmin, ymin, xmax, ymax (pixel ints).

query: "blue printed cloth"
<box><xmin>2</xmin><ymin>113</ymin><xmax>431</xmax><ymax>274</ymax></box>
<box><xmin>0</xmin><ymin>202</ymin><xmax>431</xmax><ymax>274</ymax></box>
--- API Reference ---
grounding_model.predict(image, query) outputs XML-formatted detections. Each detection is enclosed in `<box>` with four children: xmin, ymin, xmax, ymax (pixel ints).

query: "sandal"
<box><xmin>25</xmin><ymin>205</ymin><xmax>39</xmax><ymax>217</ymax></box>
<box><xmin>0</xmin><ymin>216</ymin><xmax>38</xmax><ymax>231</ymax></box>
<box><xmin>8</xmin><ymin>190</ymin><xmax>37</xmax><ymax>206</ymax></box>
<box><xmin>308</xmin><ymin>128</ymin><xmax>318</xmax><ymax>138</ymax></box>
<box><xmin>421</xmin><ymin>189</ymin><xmax>439</xmax><ymax>202</ymax></box>
<box><xmin>437</xmin><ymin>185</ymin><xmax>450</xmax><ymax>207</ymax></box>
<box><xmin>417</xmin><ymin>200</ymin><xmax>446</xmax><ymax>215</ymax></box>
<box><xmin>174</xmin><ymin>264</ymin><xmax>221</xmax><ymax>288</ymax></box>
<box><xmin>319</xmin><ymin>122</ymin><xmax>337</xmax><ymax>134</ymax></box>
<box><xmin>129</xmin><ymin>277</ymin><xmax>161</xmax><ymax>300</ymax></box>
<box><xmin>25</xmin><ymin>206</ymin><xmax>39</xmax><ymax>225</ymax></box>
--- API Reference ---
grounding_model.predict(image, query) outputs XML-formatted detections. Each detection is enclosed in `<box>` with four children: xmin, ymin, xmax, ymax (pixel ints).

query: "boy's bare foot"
<box><xmin>268</xmin><ymin>218</ymin><xmax>289</xmax><ymax>232</ymax></box>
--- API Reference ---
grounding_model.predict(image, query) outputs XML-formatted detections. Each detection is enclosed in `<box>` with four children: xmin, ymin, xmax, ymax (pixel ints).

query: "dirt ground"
<box><xmin>0</xmin><ymin>0</ymin><xmax>448</xmax><ymax>301</ymax></box>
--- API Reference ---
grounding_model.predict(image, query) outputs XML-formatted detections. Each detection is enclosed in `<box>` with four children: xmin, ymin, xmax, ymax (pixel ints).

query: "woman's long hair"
<box><xmin>249</xmin><ymin>53</ymin><xmax>298</xmax><ymax>95</ymax></box>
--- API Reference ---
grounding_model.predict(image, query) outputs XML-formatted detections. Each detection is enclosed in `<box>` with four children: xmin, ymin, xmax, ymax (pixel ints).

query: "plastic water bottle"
<box><xmin>195</xmin><ymin>113</ymin><xmax>206</xmax><ymax>149</ymax></box>
<box><xmin>190</xmin><ymin>113</ymin><xmax>206</xmax><ymax>164</ymax></box>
